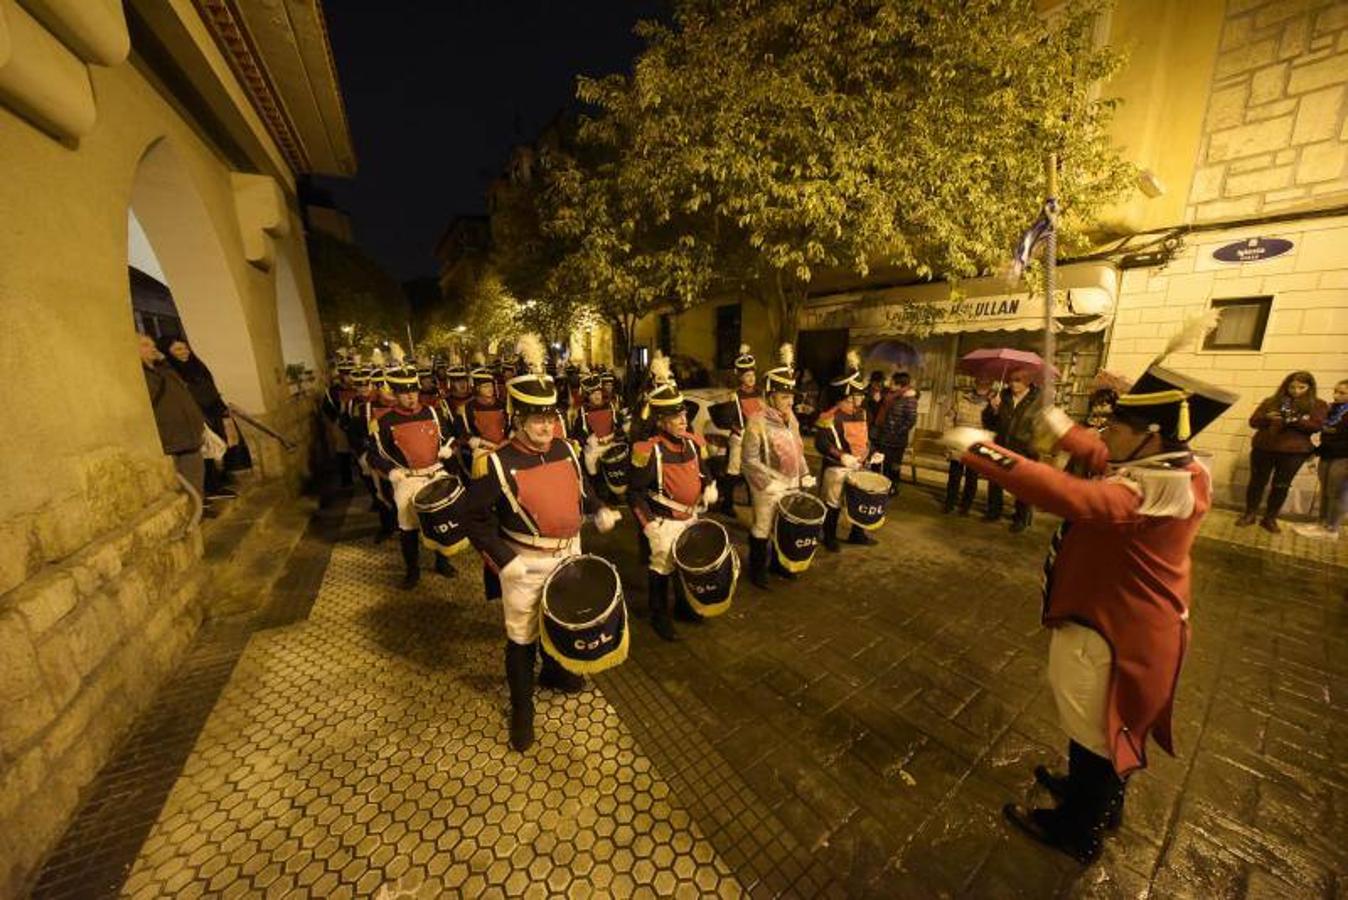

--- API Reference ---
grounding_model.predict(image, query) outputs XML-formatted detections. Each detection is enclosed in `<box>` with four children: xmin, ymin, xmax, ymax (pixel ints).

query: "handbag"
<box><xmin>201</xmin><ymin>426</ymin><xmax>228</xmax><ymax>462</ymax></box>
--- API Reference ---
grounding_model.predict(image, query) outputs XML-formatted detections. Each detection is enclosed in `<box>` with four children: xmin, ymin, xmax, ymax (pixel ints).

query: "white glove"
<box><xmin>938</xmin><ymin>426</ymin><xmax>995</xmax><ymax>456</ymax></box>
<box><xmin>388</xmin><ymin>468</ymin><xmax>407</xmax><ymax>483</ymax></box>
<box><xmin>867</xmin><ymin>452</ymin><xmax>885</xmax><ymax>467</ymax></box>
<box><xmin>701</xmin><ymin>482</ymin><xmax>719</xmax><ymax>508</ymax></box>
<box><xmin>594</xmin><ymin>507</ymin><xmax>622</xmax><ymax>533</ymax></box>
<box><xmin>437</xmin><ymin>443</ymin><xmax>455</xmax><ymax>460</ymax></box>
<box><xmin>840</xmin><ymin>454</ymin><xmax>860</xmax><ymax>469</ymax></box>
<box><xmin>468</xmin><ymin>436</ymin><xmax>483</xmax><ymax>450</ymax></box>
<box><xmin>801</xmin><ymin>474</ymin><xmax>816</xmax><ymax>489</ymax></box>
<box><xmin>642</xmin><ymin>520</ymin><xmax>661</xmax><ymax>541</ymax></box>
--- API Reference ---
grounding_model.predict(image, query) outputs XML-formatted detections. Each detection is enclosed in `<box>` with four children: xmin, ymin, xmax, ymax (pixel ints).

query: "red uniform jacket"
<box><xmin>629</xmin><ymin>432</ymin><xmax>710</xmax><ymax>524</ymax></box>
<box><xmin>961</xmin><ymin>428</ymin><xmax>1210</xmax><ymax>776</ymax></box>
<box><xmin>367</xmin><ymin>404</ymin><xmax>449</xmax><ymax>474</ymax></box>
<box><xmin>814</xmin><ymin>404</ymin><xmax>869</xmax><ymax>469</ymax></box>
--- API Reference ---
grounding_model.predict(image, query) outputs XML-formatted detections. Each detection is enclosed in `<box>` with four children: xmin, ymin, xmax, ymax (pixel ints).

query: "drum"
<box><xmin>672</xmin><ymin>519</ymin><xmax>739</xmax><ymax>617</ymax></box>
<box><xmin>601</xmin><ymin>441</ymin><xmax>630</xmax><ymax>496</ymax></box>
<box><xmin>843</xmin><ymin>470</ymin><xmax>891</xmax><ymax>531</ymax></box>
<box><xmin>413</xmin><ymin>474</ymin><xmax>470</xmax><ymax>556</ymax></box>
<box><xmin>539</xmin><ymin>554</ymin><xmax>629</xmax><ymax>675</ymax></box>
<box><xmin>772</xmin><ymin>491</ymin><xmax>826</xmax><ymax>573</ymax></box>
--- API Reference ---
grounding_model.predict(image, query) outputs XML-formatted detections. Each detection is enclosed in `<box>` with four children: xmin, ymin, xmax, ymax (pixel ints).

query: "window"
<box><xmin>658</xmin><ymin>314</ymin><xmax>673</xmax><ymax>356</ymax></box>
<box><xmin>1203</xmin><ymin>297</ymin><xmax>1272</xmax><ymax>351</ymax></box>
<box><xmin>715</xmin><ymin>304</ymin><xmax>742</xmax><ymax>370</ymax></box>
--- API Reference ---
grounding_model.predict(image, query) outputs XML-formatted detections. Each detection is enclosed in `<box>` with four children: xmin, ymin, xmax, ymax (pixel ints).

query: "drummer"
<box><xmin>442</xmin><ymin>361</ymin><xmax>473</xmax><ymax>421</ymax></box>
<box><xmin>452</xmin><ymin>362</ymin><xmax>510</xmax><ymax>473</ymax></box>
<box><xmin>367</xmin><ymin>361</ymin><xmax>457</xmax><ymax>588</ymax></box>
<box><xmin>462</xmin><ymin>335</ymin><xmax>622</xmax><ymax>752</ymax></box>
<box><xmin>815</xmin><ymin>350</ymin><xmax>885</xmax><ymax>551</ymax></box>
<box><xmin>571</xmin><ymin>373</ymin><xmax>625</xmax><ymax>481</ymax></box>
<box><xmin>717</xmin><ymin>344</ymin><xmax>763</xmax><ymax>517</ymax></box>
<box><xmin>742</xmin><ymin>344</ymin><xmax>816</xmax><ymax>589</ymax></box>
<box><xmin>629</xmin><ymin>378</ymin><xmax>718</xmax><ymax>641</ymax></box>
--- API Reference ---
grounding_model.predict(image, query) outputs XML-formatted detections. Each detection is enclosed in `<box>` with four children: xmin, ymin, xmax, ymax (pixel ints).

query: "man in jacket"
<box><xmin>984</xmin><ymin>368</ymin><xmax>1044</xmax><ymax>532</ymax></box>
<box><xmin>872</xmin><ymin>372</ymin><xmax>919</xmax><ymax>497</ymax></box>
<box><xmin>140</xmin><ymin>333</ymin><xmax>207</xmax><ymax>505</ymax></box>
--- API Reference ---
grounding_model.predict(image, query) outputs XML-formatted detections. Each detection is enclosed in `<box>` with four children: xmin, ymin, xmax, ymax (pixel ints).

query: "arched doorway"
<box><xmin>127</xmin><ymin>138</ymin><xmax>267</xmax><ymax>410</ymax></box>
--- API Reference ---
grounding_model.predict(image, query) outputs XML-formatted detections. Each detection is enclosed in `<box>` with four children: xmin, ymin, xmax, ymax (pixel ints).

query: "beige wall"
<box><xmin>1106</xmin><ymin>216</ymin><xmax>1348</xmax><ymax>509</ymax></box>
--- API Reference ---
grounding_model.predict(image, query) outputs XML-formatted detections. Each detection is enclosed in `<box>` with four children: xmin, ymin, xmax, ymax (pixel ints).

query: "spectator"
<box><xmin>1085</xmin><ymin>387</ymin><xmax>1120</xmax><ymax>430</ymax></box>
<box><xmin>1239</xmin><ymin>370</ymin><xmax>1328</xmax><ymax>533</ymax></box>
<box><xmin>1295</xmin><ymin>378</ymin><xmax>1347</xmax><ymax>540</ymax></box>
<box><xmin>140</xmin><ymin>333</ymin><xmax>207</xmax><ymax>508</ymax></box>
<box><xmin>158</xmin><ymin>336</ymin><xmax>237</xmax><ymax>501</ymax></box>
<box><xmin>984</xmin><ymin>368</ymin><xmax>1043</xmax><ymax>532</ymax></box>
<box><xmin>944</xmin><ymin>378</ymin><xmax>994</xmax><ymax>514</ymax></box>
<box><xmin>865</xmin><ymin>370</ymin><xmax>887</xmax><ymax>422</ymax></box>
<box><xmin>872</xmin><ymin>371</ymin><xmax>918</xmax><ymax>496</ymax></box>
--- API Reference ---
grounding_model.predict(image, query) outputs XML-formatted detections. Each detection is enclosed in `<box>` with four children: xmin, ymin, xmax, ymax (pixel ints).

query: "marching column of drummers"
<box><xmin>320</xmin><ymin>338</ymin><xmax>895</xmax><ymax>752</ymax></box>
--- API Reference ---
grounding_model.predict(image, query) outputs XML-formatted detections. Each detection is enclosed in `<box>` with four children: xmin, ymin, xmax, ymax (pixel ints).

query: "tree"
<box><xmin>306</xmin><ymin>230</ymin><xmax>409</xmax><ymax>350</ymax></box>
<box><xmin>572</xmin><ymin>0</ymin><xmax>1134</xmax><ymax>345</ymax></box>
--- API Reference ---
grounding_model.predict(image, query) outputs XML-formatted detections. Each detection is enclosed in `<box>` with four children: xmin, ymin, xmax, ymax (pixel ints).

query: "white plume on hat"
<box><xmin>472</xmin><ymin>350</ymin><xmax>486</xmax><ymax>366</ymax></box>
<box><xmin>515</xmin><ymin>334</ymin><xmax>546</xmax><ymax>374</ymax></box>
<box><xmin>739</xmin><ymin>343</ymin><xmax>751</xmax><ymax>355</ymax></box>
<box><xmin>388</xmin><ymin>342</ymin><xmax>406</xmax><ymax>364</ymax></box>
<box><xmin>778</xmin><ymin>343</ymin><xmax>795</xmax><ymax>368</ymax></box>
<box><xmin>649</xmin><ymin>351</ymin><xmax>672</xmax><ymax>384</ymax></box>
<box><xmin>1155</xmin><ymin>310</ymin><xmax>1222</xmax><ymax>366</ymax></box>
<box><xmin>370</xmin><ymin>348</ymin><xmax>385</xmax><ymax>367</ymax></box>
<box><xmin>846</xmin><ymin>349</ymin><xmax>860</xmax><ymax>371</ymax></box>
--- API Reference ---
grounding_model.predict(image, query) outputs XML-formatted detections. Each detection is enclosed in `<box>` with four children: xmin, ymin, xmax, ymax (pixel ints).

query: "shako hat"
<box><xmin>445</xmin><ymin>362</ymin><xmax>470</xmax><ymax>380</ymax></box>
<box><xmin>580</xmin><ymin>372</ymin><xmax>603</xmax><ymax>394</ymax></box>
<box><xmin>764</xmin><ymin>343</ymin><xmax>797</xmax><ymax>394</ymax></box>
<box><xmin>383</xmin><ymin>343</ymin><xmax>419</xmax><ymax>394</ymax></box>
<box><xmin>349</xmin><ymin>365</ymin><xmax>372</xmax><ymax>386</ymax></box>
<box><xmin>1113</xmin><ymin>313</ymin><xmax>1238</xmax><ymax>444</ymax></box>
<box><xmin>506</xmin><ymin>335</ymin><xmax>558</xmax><ymax>414</ymax></box>
<box><xmin>831</xmin><ymin>349</ymin><xmax>866</xmax><ymax>395</ymax></box>
<box><xmin>734</xmin><ymin>343</ymin><xmax>756</xmax><ymax>373</ymax></box>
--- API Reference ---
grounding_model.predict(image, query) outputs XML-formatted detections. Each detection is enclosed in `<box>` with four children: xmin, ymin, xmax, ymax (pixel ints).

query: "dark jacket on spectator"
<box><xmin>1320</xmin><ymin>402</ymin><xmax>1348</xmax><ymax>460</ymax></box>
<box><xmin>995</xmin><ymin>386</ymin><xmax>1042</xmax><ymax>456</ymax></box>
<box><xmin>144</xmin><ymin>362</ymin><xmax>206</xmax><ymax>454</ymax></box>
<box><xmin>158</xmin><ymin>338</ymin><xmax>229</xmax><ymax>421</ymax></box>
<box><xmin>1249</xmin><ymin>395</ymin><xmax>1327</xmax><ymax>454</ymax></box>
<box><xmin>873</xmin><ymin>388</ymin><xmax>918</xmax><ymax>449</ymax></box>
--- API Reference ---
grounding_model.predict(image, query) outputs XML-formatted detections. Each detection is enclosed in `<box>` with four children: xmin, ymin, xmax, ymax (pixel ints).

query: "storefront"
<box><xmin>799</xmin><ymin>263</ymin><xmax>1119</xmax><ymax>431</ymax></box>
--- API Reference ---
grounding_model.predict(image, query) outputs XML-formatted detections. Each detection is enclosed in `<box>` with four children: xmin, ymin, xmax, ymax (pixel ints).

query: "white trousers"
<box><xmin>501</xmin><ymin>537</ymin><xmax>582</xmax><ymax>644</ymax></box>
<box><xmin>749</xmin><ymin>479</ymin><xmax>791</xmax><ymax>540</ymax></box>
<box><xmin>645</xmin><ymin>516</ymin><xmax>695</xmax><ymax>575</ymax></box>
<box><xmin>1047</xmin><ymin>623</ymin><xmax>1112</xmax><ymax>757</ymax></box>
<box><xmin>391</xmin><ymin>470</ymin><xmax>441</xmax><ymax>530</ymax></box>
<box><xmin>726</xmin><ymin>432</ymin><xmax>743</xmax><ymax>476</ymax></box>
<box><xmin>820</xmin><ymin>465</ymin><xmax>852</xmax><ymax>509</ymax></box>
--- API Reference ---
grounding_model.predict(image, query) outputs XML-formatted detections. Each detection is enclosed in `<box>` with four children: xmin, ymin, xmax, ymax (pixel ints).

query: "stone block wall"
<box><xmin>1106</xmin><ymin>216</ymin><xmax>1348</xmax><ymax>510</ymax></box>
<box><xmin>1189</xmin><ymin>0</ymin><xmax>1348</xmax><ymax>220</ymax></box>
<box><xmin>0</xmin><ymin>452</ymin><xmax>204</xmax><ymax>896</ymax></box>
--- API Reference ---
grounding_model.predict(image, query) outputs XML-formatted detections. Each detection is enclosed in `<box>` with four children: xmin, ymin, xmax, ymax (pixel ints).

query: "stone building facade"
<box><xmin>0</xmin><ymin>1</ymin><xmax>354</xmax><ymax>893</ymax></box>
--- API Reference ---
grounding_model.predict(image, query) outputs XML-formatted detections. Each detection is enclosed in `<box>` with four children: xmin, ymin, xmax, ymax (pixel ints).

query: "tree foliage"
<box><xmin>306</xmin><ymin>230</ymin><xmax>409</xmax><ymax>350</ymax></box>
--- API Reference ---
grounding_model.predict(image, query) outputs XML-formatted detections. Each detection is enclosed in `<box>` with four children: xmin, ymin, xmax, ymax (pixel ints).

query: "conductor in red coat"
<box><xmin>946</xmin><ymin>362</ymin><xmax>1238</xmax><ymax>864</ymax></box>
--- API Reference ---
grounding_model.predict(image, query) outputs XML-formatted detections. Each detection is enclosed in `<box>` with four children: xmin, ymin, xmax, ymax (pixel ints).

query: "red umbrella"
<box><xmin>957</xmin><ymin>348</ymin><xmax>1059</xmax><ymax>383</ymax></box>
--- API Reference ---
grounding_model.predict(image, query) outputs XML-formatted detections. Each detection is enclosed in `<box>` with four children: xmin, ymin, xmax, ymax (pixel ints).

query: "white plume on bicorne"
<box><xmin>649</xmin><ymin>352</ymin><xmax>672</xmax><ymax>384</ymax></box>
<box><xmin>1154</xmin><ymin>310</ymin><xmax>1222</xmax><ymax>365</ymax></box>
<box><xmin>388</xmin><ymin>341</ymin><xmax>406</xmax><ymax>364</ymax></box>
<box><xmin>846</xmin><ymin>349</ymin><xmax>861</xmax><ymax>371</ymax></box>
<box><xmin>738</xmin><ymin>343</ymin><xmax>751</xmax><ymax>356</ymax></box>
<box><xmin>370</xmin><ymin>348</ymin><xmax>385</xmax><ymax>367</ymax></box>
<box><xmin>779</xmin><ymin>343</ymin><xmax>795</xmax><ymax>368</ymax></box>
<box><xmin>515</xmin><ymin>334</ymin><xmax>546</xmax><ymax>374</ymax></box>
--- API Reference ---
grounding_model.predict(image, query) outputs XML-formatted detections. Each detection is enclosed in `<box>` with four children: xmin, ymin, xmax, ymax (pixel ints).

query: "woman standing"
<box><xmin>158</xmin><ymin>336</ymin><xmax>237</xmax><ymax>501</ymax></box>
<box><xmin>1239</xmin><ymin>371</ymin><xmax>1327</xmax><ymax>533</ymax></box>
<box><xmin>1295</xmin><ymin>379</ymin><xmax>1348</xmax><ymax>540</ymax></box>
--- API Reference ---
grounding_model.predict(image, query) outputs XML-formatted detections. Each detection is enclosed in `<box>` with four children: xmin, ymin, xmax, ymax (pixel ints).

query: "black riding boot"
<box><xmin>648</xmin><ymin>572</ymin><xmax>678</xmax><ymax>642</ymax></box>
<box><xmin>398</xmin><ymin>529</ymin><xmax>420</xmax><ymax>589</ymax></box>
<box><xmin>504</xmin><ymin>641</ymin><xmax>537</xmax><ymax>751</ymax></box>
<box><xmin>847</xmin><ymin>524</ymin><xmax>877</xmax><ymax>546</ymax></box>
<box><xmin>434</xmin><ymin>552</ymin><xmax>456</xmax><ymax>578</ymax></box>
<box><xmin>1005</xmin><ymin>743</ymin><xmax>1123</xmax><ymax>864</ymax></box>
<box><xmin>337</xmin><ymin>452</ymin><xmax>354</xmax><ymax>487</ymax></box>
<box><xmin>538</xmin><ymin>649</ymin><xmax>584</xmax><ymax>693</ymax></box>
<box><xmin>1034</xmin><ymin>741</ymin><xmax>1123</xmax><ymax>831</ymax></box>
<box><xmin>672</xmin><ymin>575</ymin><xmax>704</xmax><ymax>624</ymax></box>
<box><xmin>718</xmin><ymin>478</ymin><xmax>738</xmax><ymax>515</ymax></box>
<box><xmin>749</xmin><ymin>537</ymin><xmax>770</xmax><ymax>589</ymax></box>
<box><xmin>823</xmin><ymin>508</ymin><xmax>841</xmax><ymax>552</ymax></box>
<box><xmin>375</xmin><ymin>504</ymin><xmax>396</xmax><ymax>543</ymax></box>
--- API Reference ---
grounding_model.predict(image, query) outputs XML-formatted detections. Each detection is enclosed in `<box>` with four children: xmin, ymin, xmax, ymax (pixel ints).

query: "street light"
<box><xmin>454</xmin><ymin>324</ymin><xmax>467</xmax><ymax>333</ymax></box>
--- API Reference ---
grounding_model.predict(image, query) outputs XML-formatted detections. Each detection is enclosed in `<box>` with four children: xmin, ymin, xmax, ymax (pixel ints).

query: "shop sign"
<box><xmin>1211</xmin><ymin>237</ymin><xmax>1293</xmax><ymax>264</ymax></box>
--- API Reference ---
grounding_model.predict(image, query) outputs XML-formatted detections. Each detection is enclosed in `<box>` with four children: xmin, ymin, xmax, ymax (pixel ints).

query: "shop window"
<box><xmin>715</xmin><ymin>304</ymin><xmax>742</xmax><ymax>370</ymax></box>
<box><xmin>1203</xmin><ymin>297</ymin><xmax>1272</xmax><ymax>351</ymax></box>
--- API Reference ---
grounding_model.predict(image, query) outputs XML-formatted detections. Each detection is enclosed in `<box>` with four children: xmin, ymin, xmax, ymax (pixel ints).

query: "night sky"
<box><xmin>316</xmin><ymin>1</ymin><xmax>666</xmax><ymax>281</ymax></box>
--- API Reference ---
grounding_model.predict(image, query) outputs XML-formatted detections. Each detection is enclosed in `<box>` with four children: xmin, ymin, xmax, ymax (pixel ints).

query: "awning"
<box><xmin>801</xmin><ymin>263</ymin><xmax>1118</xmax><ymax>337</ymax></box>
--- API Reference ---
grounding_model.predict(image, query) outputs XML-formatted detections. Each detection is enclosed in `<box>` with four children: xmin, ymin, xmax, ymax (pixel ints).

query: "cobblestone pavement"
<box><xmin>35</xmin><ymin>480</ymin><xmax>1347</xmax><ymax>899</ymax></box>
<box><xmin>114</xmin><ymin>507</ymin><xmax>742</xmax><ymax>899</ymax></box>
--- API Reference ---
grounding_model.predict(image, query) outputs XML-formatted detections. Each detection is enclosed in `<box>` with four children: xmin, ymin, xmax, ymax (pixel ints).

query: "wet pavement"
<box><xmin>29</xmin><ymin>482</ymin><xmax>1348</xmax><ymax>898</ymax></box>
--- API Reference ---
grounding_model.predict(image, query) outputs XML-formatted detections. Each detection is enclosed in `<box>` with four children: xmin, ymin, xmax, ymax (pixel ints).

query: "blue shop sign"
<box><xmin>1212</xmin><ymin>237</ymin><xmax>1294</xmax><ymax>264</ymax></box>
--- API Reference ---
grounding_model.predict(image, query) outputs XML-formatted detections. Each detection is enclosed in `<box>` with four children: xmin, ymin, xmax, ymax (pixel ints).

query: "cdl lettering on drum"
<box><xmin>601</xmin><ymin>442</ymin><xmax>630</xmax><ymax>496</ymax></box>
<box><xmin>773</xmin><ymin>491</ymin><xmax>826</xmax><ymax>573</ymax></box>
<box><xmin>539</xmin><ymin>554</ymin><xmax>629</xmax><ymax>675</ymax></box>
<box><xmin>843</xmin><ymin>470</ymin><xmax>891</xmax><ymax>530</ymax></box>
<box><xmin>413</xmin><ymin>474</ymin><xmax>471</xmax><ymax>556</ymax></box>
<box><xmin>672</xmin><ymin>519</ymin><xmax>739</xmax><ymax>617</ymax></box>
